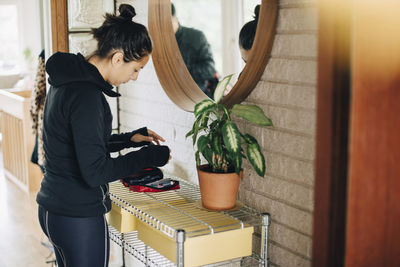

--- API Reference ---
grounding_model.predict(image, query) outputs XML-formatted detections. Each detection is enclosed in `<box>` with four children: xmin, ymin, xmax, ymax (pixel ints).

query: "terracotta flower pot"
<box><xmin>197</xmin><ymin>164</ymin><xmax>243</xmax><ymax>211</ymax></box>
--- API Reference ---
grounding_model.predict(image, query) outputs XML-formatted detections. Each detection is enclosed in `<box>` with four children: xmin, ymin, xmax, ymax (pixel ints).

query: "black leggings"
<box><xmin>38</xmin><ymin>206</ymin><xmax>109</xmax><ymax>267</ymax></box>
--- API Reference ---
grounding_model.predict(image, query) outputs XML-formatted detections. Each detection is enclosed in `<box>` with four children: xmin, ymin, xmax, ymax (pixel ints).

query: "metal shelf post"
<box><xmin>176</xmin><ymin>229</ymin><xmax>186</xmax><ymax>267</ymax></box>
<box><xmin>260</xmin><ymin>213</ymin><xmax>271</xmax><ymax>267</ymax></box>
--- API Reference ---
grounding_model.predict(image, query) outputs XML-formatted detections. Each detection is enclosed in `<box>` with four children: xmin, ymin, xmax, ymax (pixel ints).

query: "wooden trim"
<box><xmin>312</xmin><ymin>1</ymin><xmax>351</xmax><ymax>266</ymax></box>
<box><xmin>148</xmin><ymin>0</ymin><xmax>198</xmax><ymax>111</ymax></box>
<box><xmin>345</xmin><ymin>1</ymin><xmax>400</xmax><ymax>265</ymax></box>
<box><xmin>50</xmin><ymin>0</ymin><xmax>68</xmax><ymax>53</ymax></box>
<box><xmin>148</xmin><ymin>0</ymin><xmax>278</xmax><ymax>112</ymax></box>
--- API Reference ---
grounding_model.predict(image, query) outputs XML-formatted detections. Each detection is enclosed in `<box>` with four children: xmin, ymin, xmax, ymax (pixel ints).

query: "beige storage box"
<box><xmin>106</xmin><ymin>202</ymin><xmax>137</xmax><ymax>233</ymax></box>
<box><xmin>137</xmin><ymin>217</ymin><xmax>253</xmax><ymax>267</ymax></box>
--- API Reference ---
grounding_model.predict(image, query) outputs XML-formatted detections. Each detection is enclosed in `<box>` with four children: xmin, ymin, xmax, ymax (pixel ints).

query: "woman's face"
<box><xmin>108</xmin><ymin>53</ymin><xmax>150</xmax><ymax>86</ymax></box>
<box><xmin>240</xmin><ymin>47</ymin><xmax>251</xmax><ymax>63</ymax></box>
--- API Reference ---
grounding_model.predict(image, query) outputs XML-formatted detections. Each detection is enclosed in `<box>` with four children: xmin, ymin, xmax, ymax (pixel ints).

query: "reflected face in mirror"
<box><xmin>240</xmin><ymin>47</ymin><xmax>250</xmax><ymax>64</ymax></box>
<box><xmin>239</xmin><ymin>5</ymin><xmax>260</xmax><ymax>64</ymax></box>
<box><xmin>171</xmin><ymin>0</ymin><xmax>261</xmax><ymax>99</ymax></box>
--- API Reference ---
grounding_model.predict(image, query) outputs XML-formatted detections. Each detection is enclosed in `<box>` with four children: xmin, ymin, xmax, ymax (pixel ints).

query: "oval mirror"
<box><xmin>148</xmin><ymin>0</ymin><xmax>278</xmax><ymax>112</ymax></box>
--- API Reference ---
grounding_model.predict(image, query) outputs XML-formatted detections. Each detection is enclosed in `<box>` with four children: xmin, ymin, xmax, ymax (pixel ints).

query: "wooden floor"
<box><xmin>0</xmin><ymin>149</ymin><xmax>55</xmax><ymax>267</ymax></box>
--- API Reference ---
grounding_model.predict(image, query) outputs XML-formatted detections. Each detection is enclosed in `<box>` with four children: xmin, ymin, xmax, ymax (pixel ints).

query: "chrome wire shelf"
<box><xmin>108</xmin><ymin>174</ymin><xmax>271</xmax><ymax>267</ymax></box>
<box><xmin>109</xmin><ymin>226</ymin><xmax>261</xmax><ymax>267</ymax></box>
<box><xmin>109</xmin><ymin>174</ymin><xmax>262</xmax><ymax>239</ymax></box>
<box><xmin>109</xmin><ymin>225</ymin><xmax>174</xmax><ymax>266</ymax></box>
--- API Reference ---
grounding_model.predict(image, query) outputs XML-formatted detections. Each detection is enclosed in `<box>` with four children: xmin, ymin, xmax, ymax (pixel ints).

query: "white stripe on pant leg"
<box><xmin>46</xmin><ymin>211</ymin><xmax>66</xmax><ymax>267</ymax></box>
<box><xmin>103</xmin><ymin>215</ymin><xmax>107</xmax><ymax>267</ymax></box>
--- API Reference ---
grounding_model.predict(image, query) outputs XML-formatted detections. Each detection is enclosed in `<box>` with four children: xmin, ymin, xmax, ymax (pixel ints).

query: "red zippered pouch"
<box><xmin>121</xmin><ymin>167</ymin><xmax>180</xmax><ymax>192</ymax></box>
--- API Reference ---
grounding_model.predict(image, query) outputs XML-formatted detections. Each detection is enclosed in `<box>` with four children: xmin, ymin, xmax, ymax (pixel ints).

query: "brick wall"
<box><xmin>117</xmin><ymin>0</ymin><xmax>317</xmax><ymax>266</ymax></box>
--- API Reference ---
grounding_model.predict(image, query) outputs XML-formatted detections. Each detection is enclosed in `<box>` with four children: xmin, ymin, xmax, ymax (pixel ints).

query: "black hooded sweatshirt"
<box><xmin>36</xmin><ymin>52</ymin><xmax>170</xmax><ymax>217</ymax></box>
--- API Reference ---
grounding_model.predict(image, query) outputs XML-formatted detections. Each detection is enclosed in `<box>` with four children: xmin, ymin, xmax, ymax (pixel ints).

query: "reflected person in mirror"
<box><xmin>36</xmin><ymin>4</ymin><xmax>171</xmax><ymax>267</ymax></box>
<box><xmin>223</xmin><ymin>5</ymin><xmax>260</xmax><ymax>97</ymax></box>
<box><xmin>239</xmin><ymin>5</ymin><xmax>260</xmax><ymax>63</ymax></box>
<box><xmin>171</xmin><ymin>3</ymin><xmax>219</xmax><ymax>98</ymax></box>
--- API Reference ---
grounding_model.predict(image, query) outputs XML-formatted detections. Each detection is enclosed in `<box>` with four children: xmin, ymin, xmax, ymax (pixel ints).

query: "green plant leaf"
<box><xmin>222</xmin><ymin>121</ymin><xmax>241</xmax><ymax>155</ymax></box>
<box><xmin>211</xmin><ymin>134</ymin><xmax>223</xmax><ymax>155</ymax></box>
<box><xmin>218</xmin><ymin>104</ymin><xmax>231</xmax><ymax>121</ymax></box>
<box><xmin>232</xmin><ymin>153</ymin><xmax>242</xmax><ymax>175</ymax></box>
<box><xmin>242</xmin><ymin>134</ymin><xmax>260</xmax><ymax>147</ymax></box>
<box><xmin>197</xmin><ymin>135</ymin><xmax>209</xmax><ymax>152</ymax></box>
<box><xmin>247</xmin><ymin>143</ymin><xmax>266</xmax><ymax>177</ymax></box>
<box><xmin>191</xmin><ymin>113</ymin><xmax>210</xmax><ymax>145</ymax></box>
<box><xmin>198</xmin><ymin>135</ymin><xmax>212</xmax><ymax>166</ymax></box>
<box><xmin>214</xmin><ymin>74</ymin><xmax>234</xmax><ymax>103</ymax></box>
<box><xmin>209</xmin><ymin>120</ymin><xmax>219</xmax><ymax>131</ymax></box>
<box><xmin>193</xmin><ymin>127</ymin><xmax>208</xmax><ymax>145</ymax></box>
<box><xmin>194</xmin><ymin>99</ymin><xmax>215</xmax><ymax>116</ymax></box>
<box><xmin>231</xmin><ymin>104</ymin><xmax>273</xmax><ymax>126</ymax></box>
<box><xmin>199</xmin><ymin>108</ymin><xmax>214</xmax><ymax>128</ymax></box>
<box><xmin>201</xmin><ymin>115</ymin><xmax>209</xmax><ymax>128</ymax></box>
<box><xmin>185</xmin><ymin>129</ymin><xmax>194</xmax><ymax>138</ymax></box>
<box><xmin>190</xmin><ymin>117</ymin><xmax>201</xmax><ymax>144</ymax></box>
<box><xmin>195</xmin><ymin>151</ymin><xmax>201</xmax><ymax>166</ymax></box>
<box><xmin>202</xmin><ymin>145</ymin><xmax>213</xmax><ymax>165</ymax></box>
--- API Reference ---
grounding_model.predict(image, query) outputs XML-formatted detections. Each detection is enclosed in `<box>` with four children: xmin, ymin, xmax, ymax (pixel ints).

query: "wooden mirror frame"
<box><xmin>148</xmin><ymin>0</ymin><xmax>278</xmax><ymax>112</ymax></box>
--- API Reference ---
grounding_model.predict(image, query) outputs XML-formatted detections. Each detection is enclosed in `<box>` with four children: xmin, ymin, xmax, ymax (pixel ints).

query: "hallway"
<box><xmin>0</xmin><ymin>147</ymin><xmax>54</xmax><ymax>267</ymax></box>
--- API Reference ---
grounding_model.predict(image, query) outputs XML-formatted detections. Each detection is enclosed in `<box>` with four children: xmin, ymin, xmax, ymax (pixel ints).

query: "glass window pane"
<box><xmin>0</xmin><ymin>5</ymin><xmax>20</xmax><ymax>73</ymax></box>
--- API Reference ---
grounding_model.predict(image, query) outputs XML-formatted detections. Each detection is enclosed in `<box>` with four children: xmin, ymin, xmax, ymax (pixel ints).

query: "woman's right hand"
<box><xmin>131</xmin><ymin>129</ymin><xmax>165</xmax><ymax>145</ymax></box>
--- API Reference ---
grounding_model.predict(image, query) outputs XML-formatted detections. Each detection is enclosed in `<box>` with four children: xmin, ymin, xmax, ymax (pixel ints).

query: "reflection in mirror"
<box><xmin>171</xmin><ymin>2</ymin><xmax>218</xmax><ymax>98</ymax></box>
<box><xmin>239</xmin><ymin>5</ymin><xmax>261</xmax><ymax>63</ymax></box>
<box><xmin>148</xmin><ymin>0</ymin><xmax>278</xmax><ymax>111</ymax></box>
<box><xmin>171</xmin><ymin>0</ymin><xmax>261</xmax><ymax>99</ymax></box>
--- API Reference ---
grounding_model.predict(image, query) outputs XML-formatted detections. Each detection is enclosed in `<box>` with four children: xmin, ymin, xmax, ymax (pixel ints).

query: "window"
<box><xmin>242</xmin><ymin>0</ymin><xmax>261</xmax><ymax>24</ymax></box>
<box><xmin>0</xmin><ymin>4</ymin><xmax>20</xmax><ymax>73</ymax></box>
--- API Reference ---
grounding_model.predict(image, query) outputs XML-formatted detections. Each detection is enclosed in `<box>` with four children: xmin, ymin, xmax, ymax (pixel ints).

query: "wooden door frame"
<box><xmin>345</xmin><ymin>1</ymin><xmax>400</xmax><ymax>265</ymax></box>
<box><xmin>312</xmin><ymin>1</ymin><xmax>351</xmax><ymax>266</ymax></box>
<box><xmin>313</xmin><ymin>0</ymin><xmax>400</xmax><ymax>266</ymax></box>
<box><xmin>50</xmin><ymin>0</ymin><xmax>68</xmax><ymax>53</ymax></box>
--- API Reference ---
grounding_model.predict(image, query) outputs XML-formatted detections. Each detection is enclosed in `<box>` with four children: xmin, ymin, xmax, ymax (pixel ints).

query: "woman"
<box><xmin>239</xmin><ymin>5</ymin><xmax>260</xmax><ymax>63</ymax></box>
<box><xmin>36</xmin><ymin>4</ymin><xmax>170</xmax><ymax>266</ymax></box>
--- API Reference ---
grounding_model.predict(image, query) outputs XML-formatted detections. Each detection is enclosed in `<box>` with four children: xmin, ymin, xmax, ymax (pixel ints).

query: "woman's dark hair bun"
<box><xmin>254</xmin><ymin>5</ymin><xmax>260</xmax><ymax>21</ymax></box>
<box><xmin>91</xmin><ymin>3</ymin><xmax>152</xmax><ymax>62</ymax></box>
<box><xmin>119</xmin><ymin>4</ymin><xmax>136</xmax><ymax>20</ymax></box>
<box><xmin>239</xmin><ymin>4</ymin><xmax>261</xmax><ymax>50</ymax></box>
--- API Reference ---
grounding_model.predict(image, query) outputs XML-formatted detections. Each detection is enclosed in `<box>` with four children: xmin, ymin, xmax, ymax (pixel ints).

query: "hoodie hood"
<box><xmin>45</xmin><ymin>52</ymin><xmax>120</xmax><ymax>97</ymax></box>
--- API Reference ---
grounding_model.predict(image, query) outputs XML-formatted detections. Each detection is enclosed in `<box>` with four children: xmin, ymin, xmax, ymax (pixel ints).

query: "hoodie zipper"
<box><xmin>99</xmin><ymin>185</ymin><xmax>109</xmax><ymax>212</ymax></box>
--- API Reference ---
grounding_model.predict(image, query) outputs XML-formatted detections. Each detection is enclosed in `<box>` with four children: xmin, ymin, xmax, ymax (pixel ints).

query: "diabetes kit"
<box><xmin>121</xmin><ymin>167</ymin><xmax>180</xmax><ymax>192</ymax></box>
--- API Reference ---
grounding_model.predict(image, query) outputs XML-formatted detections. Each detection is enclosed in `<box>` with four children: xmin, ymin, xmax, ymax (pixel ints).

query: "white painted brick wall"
<box><xmin>116</xmin><ymin>0</ymin><xmax>317</xmax><ymax>266</ymax></box>
<box><xmin>277</xmin><ymin>7</ymin><xmax>318</xmax><ymax>33</ymax></box>
<box><xmin>272</xmin><ymin>34</ymin><xmax>317</xmax><ymax>59</ymax></box>
<box><xmin>262</xmin><ymin>58</ymin><xmax>317</xmax><ymax>86</ymax></box>
<box><xmin>248</xmin><ymin>82</ymin><xmax>316</xmax><ymax>109</ymax></box>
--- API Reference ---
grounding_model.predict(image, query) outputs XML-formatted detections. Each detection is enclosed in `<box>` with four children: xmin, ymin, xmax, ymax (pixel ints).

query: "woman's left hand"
<box><xmin>130</xmin><ymin>129</ymin><xmax>166</xmax><ymax>145</ymax></box>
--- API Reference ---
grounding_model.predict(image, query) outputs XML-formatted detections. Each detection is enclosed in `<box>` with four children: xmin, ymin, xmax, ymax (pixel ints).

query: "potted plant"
<box><xmin>186</xmin><ymin>75</ymin><xmax>273</xmax><ymax>210</ymax></box>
